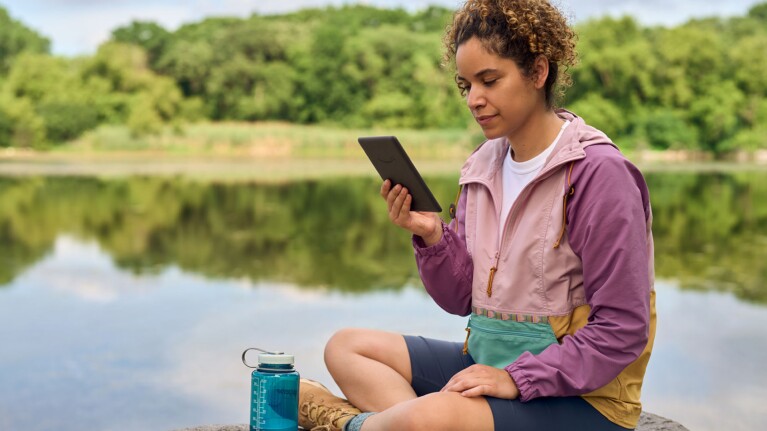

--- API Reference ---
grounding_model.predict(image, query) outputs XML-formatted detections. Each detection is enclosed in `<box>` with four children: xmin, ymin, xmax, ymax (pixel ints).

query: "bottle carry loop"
<box><xmin>241</xmin><ymin>347</ymin><xmax>284</xmax><ymax>368</ymax></box>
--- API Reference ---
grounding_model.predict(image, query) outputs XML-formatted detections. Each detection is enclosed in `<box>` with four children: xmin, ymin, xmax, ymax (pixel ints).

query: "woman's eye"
<box><xmin>483</xmin><ymin>79</ymin><xmax>497</xmax><ymax>87</ymax></box>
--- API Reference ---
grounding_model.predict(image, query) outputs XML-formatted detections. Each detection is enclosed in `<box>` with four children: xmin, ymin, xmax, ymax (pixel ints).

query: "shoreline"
<box><xmin>1</xmin><ymin>148</ymin><xmax>766</xmax><ymax>182</ymax></box>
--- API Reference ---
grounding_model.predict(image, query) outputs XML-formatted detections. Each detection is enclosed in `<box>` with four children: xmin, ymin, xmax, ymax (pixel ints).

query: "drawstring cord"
<box><xmin>449</xmin><ymin>185</ymin><xmax>463</xmax><ymax>233</ymax></box>
<box><xmin>487</xmin><ymin>266</ymin><xmax>497</xmax><ymax>297</ymax></box>
<box><xmin>553</xmin><ymin>161</ymin><xmax>576</xmax><ymax>249</ymax></box>
<box><xmin>462</xmin><ymin>327</ymin><xmax>471</xmax><ymax>355</ymax></box>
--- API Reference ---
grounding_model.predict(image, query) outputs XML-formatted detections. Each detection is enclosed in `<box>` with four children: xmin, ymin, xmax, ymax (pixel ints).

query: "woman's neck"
<box><xmin>508</xmin><ymin>110</ymin><xmax>565</xmax><ymax>162</ymax></box>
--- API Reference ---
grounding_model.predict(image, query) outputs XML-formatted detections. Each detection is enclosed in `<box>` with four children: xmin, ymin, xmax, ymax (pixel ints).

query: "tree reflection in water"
<box><xmin>0</xmin><ymin>171</ymin><xmax>765</xmax><ymax>303</ymax></box>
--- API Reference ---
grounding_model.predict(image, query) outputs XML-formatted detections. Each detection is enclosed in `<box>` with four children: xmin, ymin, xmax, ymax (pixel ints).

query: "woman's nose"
<box><xmin>466</xmin><ymin>87</ymin><xmax>486</xmax><ymax>110</ymax></box>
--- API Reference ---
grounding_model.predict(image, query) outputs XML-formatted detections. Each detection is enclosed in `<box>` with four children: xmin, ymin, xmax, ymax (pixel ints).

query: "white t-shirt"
<box><xmin>499</xmin><ymin>120</ymin><xmax>570</xmax><ymax>239</ymax></box>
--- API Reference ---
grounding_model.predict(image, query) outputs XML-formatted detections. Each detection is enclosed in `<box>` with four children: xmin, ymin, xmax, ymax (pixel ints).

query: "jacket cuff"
<box><xmin>412</xmin><ymin>222</ymin><xmax>450</xmax><ymax>256</ymax></box>
<box><xmin>506</xmin><ymin>359</ymin><xmax>536</xmax><ymax>402</ymax></box>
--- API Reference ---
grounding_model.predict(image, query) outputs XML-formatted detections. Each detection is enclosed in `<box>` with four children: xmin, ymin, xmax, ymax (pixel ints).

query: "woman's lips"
<box><xmin>475</xmin><ymin>114</ymin><xmax>497</xmax><ymax>126</ymax></box>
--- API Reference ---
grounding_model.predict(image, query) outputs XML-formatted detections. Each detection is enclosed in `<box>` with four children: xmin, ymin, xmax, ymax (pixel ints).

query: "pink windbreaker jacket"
<box><xmin>413</xmin><ymin>110</ymin><xmax>656</xmax><ymax>429</ymax></box>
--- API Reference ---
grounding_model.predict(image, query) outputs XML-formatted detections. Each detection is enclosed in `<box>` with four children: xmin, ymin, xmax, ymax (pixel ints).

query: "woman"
<box><xmin>299</xmin><ymin>1</ymin><xmax>656</xmax><ymax>430</ymax></box>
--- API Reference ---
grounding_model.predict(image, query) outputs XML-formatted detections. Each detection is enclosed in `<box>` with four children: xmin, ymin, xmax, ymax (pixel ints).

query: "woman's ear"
<box><xmin>532</xmin><ymin>55</ymin><xmax>550</xmax><ymax>89</ymax></box>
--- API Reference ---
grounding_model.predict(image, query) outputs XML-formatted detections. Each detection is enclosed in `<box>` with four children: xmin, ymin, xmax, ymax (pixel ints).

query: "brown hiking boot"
<box><xmin>299</xmin><ymin>379</ymin><xmax>362</xmax><ymax>431</ymax></box>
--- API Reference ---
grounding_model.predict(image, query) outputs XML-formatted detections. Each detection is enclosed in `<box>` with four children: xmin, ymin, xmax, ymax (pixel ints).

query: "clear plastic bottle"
<box><xmin>244</xmin><ymin>349</ymin><xmax>300</xmax><ymax>431</ymax></box>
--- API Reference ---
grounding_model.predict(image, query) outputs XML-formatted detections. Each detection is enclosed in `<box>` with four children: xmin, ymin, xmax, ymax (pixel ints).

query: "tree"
<box><xmin>748</xmin><ymin>2</ymin><xmax>767</xmax><ymax>21</ymax></box>
<box><xmin>2</xmin><ymin>3</ymin><xmax>767</xmax><ymax>153</ymax></box>
<box><xmin>567</xmin><ymin>94</ymin><xmax>627</xmax><ymax>144</ymax></box>
<box><xmin>241</xmin><ymin>62</ymin><xmax>297</xmax><ymax>120</ymax></box>
<box><xmin>83</xmin><ymin>42</ymin><xmax>189</xmax><ymax>133</ymax></box>
<box><xmin>111</xmin><ymin>21</ymin><xmax>171</xmax><ymax>69</ymax></box>
<box><xmin>729</xmin><ymin>35</ymin><xmax>767</xmax><ymax>95</ymax></box>
<box><xmin>636</xmin><ymin>109</ymin><xmax>699</xmax><ymax>151</ymax></box>
<box><xmin>2</xmin><ymin>54</ymin><xmax>101</xmax><ymax>142</ymax></box>
<box><xmin>0</xmin><ymin>94</ymin><xmax>46</xmax><ymax>148</ymax></box>
<box><xmin>689</xmin><ymin>81</ymin><xmax>746</xmax><ymax>153</ymax></box>
<box><xmin>0</xmin><ymin>7</ymin><xmax>49</xmax><ymax>74</ymax></box>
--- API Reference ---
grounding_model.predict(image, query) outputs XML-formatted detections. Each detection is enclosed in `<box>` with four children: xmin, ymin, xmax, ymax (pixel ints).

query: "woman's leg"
<box><xmin>324</xmin><ymin>331</ymin><xmax>623</xmax><ymax>431</ymax></box>
<box><xmin>360</xmin><ymin>391</ymin><xmax>494</xmax><ymax>431</ymax></box>
<box><xmin>325</xmin><ymin>329</ymin><xmax>494</xmax><ymax>430</ymax></box>
<box><xmin>324</xmin><ymin>328</ymin><xmax>416</xmax><ymax>412</ymax></box>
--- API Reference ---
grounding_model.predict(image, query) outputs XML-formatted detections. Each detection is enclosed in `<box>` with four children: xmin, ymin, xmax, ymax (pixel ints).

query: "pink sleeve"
<box><xmin>413</xmin><ymin>188</ymin><xmax>473</xmax><ymax>316</ymax></box>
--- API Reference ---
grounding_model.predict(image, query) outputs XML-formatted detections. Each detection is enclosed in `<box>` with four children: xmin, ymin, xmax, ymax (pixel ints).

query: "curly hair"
<box><xmin>444</xmin><ymin>0</ymin><xmax>578</xmax><ymax>109</ymax></box>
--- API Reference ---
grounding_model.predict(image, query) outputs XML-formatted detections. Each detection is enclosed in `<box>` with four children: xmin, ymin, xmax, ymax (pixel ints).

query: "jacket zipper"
<box><xmin>460</xmin><ymin>140</ymin><xmax>590</xmax><ymax>355</ymax></box>
<box><xmin>473</xmin><ymin>153</ymin><xmax>587</xmax><ymax>298</ymax></box>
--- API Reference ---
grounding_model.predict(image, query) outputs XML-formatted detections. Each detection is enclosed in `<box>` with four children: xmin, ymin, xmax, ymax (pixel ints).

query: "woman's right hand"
<box><xmin>381</xmin><ymin>180</ymin><xmax>443</xmax><ymax>246</ymax></box>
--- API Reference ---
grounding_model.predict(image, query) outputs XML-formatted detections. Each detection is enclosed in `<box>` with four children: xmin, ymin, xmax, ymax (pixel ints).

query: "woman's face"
<box><xmin>455</xmin><ymin>37</ymin><xmax>545</xmax><ymax>142</ymax></box>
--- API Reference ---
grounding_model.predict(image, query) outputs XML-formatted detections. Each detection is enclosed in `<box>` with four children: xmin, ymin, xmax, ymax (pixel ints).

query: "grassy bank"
<box><xmin>0</xmin><ymin>122</ymin><xmax>478</xmax><ymax>181</ymax></box>
<box><xmin>1</xmin><ymin>122</ymin><xmax>766</xmax><ymax>181</ymax></box>
<box><xmin>52</xmin><ymin>122</ymin><xmax>483</xmax><ymax>160</ymax></box>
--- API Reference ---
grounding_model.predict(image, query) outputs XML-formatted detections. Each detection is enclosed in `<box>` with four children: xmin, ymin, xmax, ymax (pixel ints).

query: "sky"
<box><xmin>0</xmin><ymin>0</ymin><xmax>763</xmax><ymax>56</ymax></box>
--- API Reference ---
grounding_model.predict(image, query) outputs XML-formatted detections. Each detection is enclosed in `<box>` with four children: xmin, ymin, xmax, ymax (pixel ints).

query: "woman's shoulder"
<box><xmin>570</xmin><ymin>144</ymin><xmax>649</xmax><ymax>201</ymax></box>
<box><xmin>579</xmin><ymin>144</ymin><xmax>642</xmax><ymax>178</ymax></box>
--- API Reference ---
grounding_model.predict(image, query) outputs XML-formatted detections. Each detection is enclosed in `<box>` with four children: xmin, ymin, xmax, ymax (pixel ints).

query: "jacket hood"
<box><xmin>460</xmin><ymin>109</ymin><xmax>616</xmax><ymax>183</ymax></box>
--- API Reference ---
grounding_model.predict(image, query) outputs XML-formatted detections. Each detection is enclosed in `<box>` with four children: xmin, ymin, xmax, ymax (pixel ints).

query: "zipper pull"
<box><xmin>487</xmin><ymin>252</ymin><xmax>499</xmax><ymax>297</ymax></box>
<box><xmin>462</xmin><ymin>327</ymin><xmax>471</xmax><ymax>355</ymax></box>
<box><xmin>487</xmin><ymin>267</ymin><xmax>497</xmax><ymax>297</ymax></box>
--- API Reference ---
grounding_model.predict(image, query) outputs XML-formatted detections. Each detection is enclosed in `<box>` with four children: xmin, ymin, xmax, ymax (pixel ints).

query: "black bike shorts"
<box><xmin>403</xmin><ymin>335</ymin><xmax>632</xmax><ymax>431</ymax></box>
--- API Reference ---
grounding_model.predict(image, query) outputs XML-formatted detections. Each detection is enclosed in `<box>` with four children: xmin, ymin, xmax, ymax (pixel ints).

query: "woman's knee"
<box><xmin>323</xmin><ymin>328</ymin><xmax>410</xmax><ymax>375</ymax></box>
<box><xmin>324</xmin><ymin>328</ymin><xmax>365</xmax><ymax>363</ymax></box>
<box><xmin>324</xmin><ymin>328</ymin><xmax>372</xmax><ymax>373</ymax></box>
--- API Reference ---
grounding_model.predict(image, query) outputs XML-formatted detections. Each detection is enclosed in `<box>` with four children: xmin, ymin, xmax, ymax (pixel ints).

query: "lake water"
<box><xmin>0</xmin><ymin>171</ymin><xmax>766</xmax><ymax>431</ymax></box>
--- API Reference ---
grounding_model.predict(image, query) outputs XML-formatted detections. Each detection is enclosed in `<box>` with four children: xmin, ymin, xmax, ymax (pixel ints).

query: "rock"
<box><xmin>172</xmin><ymin>411</ymin><xmax>688</xmax><ymax>431</ymax></box>
<box><xmin>637</xmin><ymin>411</ymin><xmax>690</xmax><ymax>430</ymax></box>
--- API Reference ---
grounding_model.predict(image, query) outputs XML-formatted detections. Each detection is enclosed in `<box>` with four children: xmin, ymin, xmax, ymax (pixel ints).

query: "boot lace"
<box><xmin>301</xmin><ymin>400</ymin><xmax>356</xmax><ymax>431</ymax></box>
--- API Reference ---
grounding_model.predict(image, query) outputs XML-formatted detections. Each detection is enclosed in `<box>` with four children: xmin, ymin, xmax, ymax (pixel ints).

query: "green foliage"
<box><xmin>2</xmin><ymin>54</ymin><xmax>101</xmax><ymax>143</ymax></box>
<box><xmin>81</xmin><ymin>42</ymin><xmax>188</xmax><ymax>136</ymax></box>
<box><xmin>567</xmin><ymin>94</ymin><xmax>627</xmax><ymax>143</ymax></box>
<box><xmin>36</xmin><ymin>100</ymin><xmax>101</xmax><ymax>142</ymax></box>
<box><xmin>0</xmin><ymin>43</ymin><xmax>188</xmax><ymax>144</ymax></box>
<box><xmin>688</xmin><ymin>81</ymin><xmax>745</xmax><ymax>153</ymax></box>
<box><xmin>111</xmin><ymin>21</ymin><xmax>170</xmax><ymax>69</ymax></box>
<box><xmin>0</xmin><ymin>93</ymin><xmax>46</xmax><ymax>148</ymax></box>
<box><xmin>0</xmin><ymin>102</ymin><xmax>12</xmax><ymax>146</ymax></box>
<box><xmin>634</xmin><ymin>109</ymin><xmax>699</xmax><ymax>151</ymax></box>
<box><xmin>0</xmin><ymin>6</ymin><xmax>50</xmax><ymax>74</ymax></box>
<box><xmin>2</xmin><ymin>2</ymin><xmax>767</xmax><ymax>154</ymax></box>
<box><xmin>749</xmin><ymin>2</ymin><xmax>767</xmax><ymax>21</ymax></box>
<box><xmin>564</xmin><ymin>6</ymin><xmax>767</xmax><ymax>155</ymax></box>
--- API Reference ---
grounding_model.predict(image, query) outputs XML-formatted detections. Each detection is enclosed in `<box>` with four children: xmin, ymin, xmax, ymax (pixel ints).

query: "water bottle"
<box><xmin>242</xmin><ymin>348</ymin><xmax>300</xmax><ymax>431</ymax></box>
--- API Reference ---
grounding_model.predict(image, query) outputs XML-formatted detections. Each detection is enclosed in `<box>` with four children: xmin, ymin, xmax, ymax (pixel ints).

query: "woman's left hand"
<box><xmin>441</xmin><ymin>364</ymin><xmax>520</xmax><ymax>399</ymax></box>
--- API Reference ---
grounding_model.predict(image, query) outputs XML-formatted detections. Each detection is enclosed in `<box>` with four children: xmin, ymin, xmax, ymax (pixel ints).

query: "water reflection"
<box><xmin>648</xmin><ymin>171</ymin><xmax>767</xmax><ymax>303</ymax></box>
<box><xmin>0</xmin><ymin>236</ymin><xmax>765</xmax><ymax>431</ymax></box>
<box><xmin>1</xmin><ymin>172</ymin><xmax>766</xmax><ymax>302</ymax></box>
